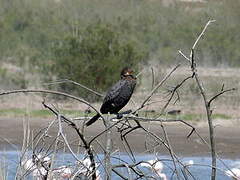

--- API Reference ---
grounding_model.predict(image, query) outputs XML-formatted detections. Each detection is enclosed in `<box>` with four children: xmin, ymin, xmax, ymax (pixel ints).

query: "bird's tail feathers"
<box><xmin>85</xmin><ymin>114</ymin><xmax>101</xmax><ymax>126</ymax></box>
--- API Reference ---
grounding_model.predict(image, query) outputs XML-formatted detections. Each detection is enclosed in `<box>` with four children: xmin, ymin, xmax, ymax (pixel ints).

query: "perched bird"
<box><xmin>141</xmin><ymin>159</ymin><xmax>167</xmax><ymax>180</ymax></box>
<box><xmin>86</xmin><ymin>67</ymin><xmax>136</xmax><ymax>126</ymax></box>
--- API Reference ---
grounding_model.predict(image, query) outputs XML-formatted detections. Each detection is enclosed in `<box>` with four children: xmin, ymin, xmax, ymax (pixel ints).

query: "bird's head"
<box><xmin>120</xmin><ymin>67</ymin><xmax>136</xmax><ymax>79</ymax></box>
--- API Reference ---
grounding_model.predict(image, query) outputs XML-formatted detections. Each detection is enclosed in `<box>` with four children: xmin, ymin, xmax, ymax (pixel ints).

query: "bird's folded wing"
<box><xmin>102</xmin><ymin>80</ymin><xmax>126</xmax><ymax>104</ymax></box>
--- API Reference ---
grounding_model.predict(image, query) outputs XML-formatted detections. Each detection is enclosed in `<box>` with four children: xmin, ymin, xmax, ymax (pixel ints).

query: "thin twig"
<box><xmin>191</xmin><ymin>20</ymin><xmax>216</xmax><ymax>53</ymax></box>
<box><xmin>42</xmin><ymin>102</ymin><xmax>97</xmax><ymax>180</ymax></box>
<box><xmin>43</xmin><ymin>79</ymin><xmax>104</xmax><ymax>97</ymax></box>
<box><xmin>151</xmin><ymin>67</ymin><xmax>155</xmax><ymax>90</ymax></box>
<box><xmin>134</xmin><ymin>64</ymin><xmax>181</xmax><ymax>113</ymax></box>
<box><xmin>0</xmin><ymin>89</ymin><xmax>101</xmax><ymax>115</ymax></box>
<box><xmin>208</xmin><ymin>88</ymin><xmax>236</xmax><ymax>107</ymax></box>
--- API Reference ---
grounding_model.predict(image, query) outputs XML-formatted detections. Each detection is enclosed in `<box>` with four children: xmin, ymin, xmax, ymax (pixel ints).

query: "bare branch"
<box><xmin>151</xmin><ymin>67</ymin><xmax>155</xmax><ymax>90</ymax></box>
<box><xmin>0</xmin><ymin>89</ymin><xmax>101</xmax><ymax>114</ymax></box>
<box><xmin>191</xmin><ymin>20</ymin><xmax>216</xmax><ymax>53</ymax></box>
<box><xmin>160</xmin><ymin>75</ymin><xmax>193</xmax><ymax>115</ymax></box>
<box><xmin>189</xmin><ymin>19</ymin><xmax>216</xmax><ymax>180</ymax></box>
<box><xmin>42</xmin><ymin>102</ymin><xmax>97</xmax><ymax>180</ymax></box>
<box><xmin>134</xmin><ymin>64</ymin><xmax>181</xmax><ymax>113</ymax></box>
<box><xmin>43</xmin><ymin>79</ymin><xmax>104</xmax><ymax>97</ymax></box>
<box><xmin>178</xmin><ymin>50</ymin><xmax>191</xmax><ymax>63</ymax></box>
<box><xmin>208</xmin><ymin>88</ymin><xmax>236</xmax><ymax>107</ymax></box>
<box><xmin>178</xmin><ymin>20</ymin><xmax>219</xmax><ymax>180</ymax></box>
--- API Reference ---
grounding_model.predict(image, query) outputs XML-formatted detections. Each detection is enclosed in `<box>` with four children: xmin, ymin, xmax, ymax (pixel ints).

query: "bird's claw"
<box><xmin>116</xmin><ymin>114</ymin><xmax>123</xmax><ymax>119</ymax></box>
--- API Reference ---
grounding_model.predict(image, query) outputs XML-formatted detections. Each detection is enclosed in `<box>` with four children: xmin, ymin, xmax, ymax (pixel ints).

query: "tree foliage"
<box><xmin>52</xmin><ymin>22</ymin><xmax>148</xmax><ymax>100</ymax></box>
<box><xmin>0</xmin><ymin>0</ymin><xmax>240</xmax><ymax>93</ymax></box>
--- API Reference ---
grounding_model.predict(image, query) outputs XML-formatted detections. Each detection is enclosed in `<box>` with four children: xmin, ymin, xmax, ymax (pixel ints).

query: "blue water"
<box><xmin>0</xmin><ymin>151</ymin><xmax>238</xmax><ymax>179</ymax></box>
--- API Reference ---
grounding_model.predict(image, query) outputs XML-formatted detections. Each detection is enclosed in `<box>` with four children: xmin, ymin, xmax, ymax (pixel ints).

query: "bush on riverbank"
<box><xmin>0</xmin><ymin>0</ymin><xmax>239</xmax><ymax>98</ymax></box>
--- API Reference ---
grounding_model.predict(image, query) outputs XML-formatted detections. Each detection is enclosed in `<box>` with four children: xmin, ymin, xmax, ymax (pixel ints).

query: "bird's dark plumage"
<box><xmin>86</xmin><ymin>67</ymin><xmax>136</xmax><ymax>126</ymax></box>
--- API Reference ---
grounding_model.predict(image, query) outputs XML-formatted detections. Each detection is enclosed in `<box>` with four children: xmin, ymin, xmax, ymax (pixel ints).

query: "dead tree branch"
<box><xmin>43</xmin><ymin>79</ymin><xmax>104</xmax><ymax>97</ymax></box>
<box><xmin>0</xmin><ymin>89</ymin><xmax>101</xmax><ymax>115</ymax></box>
<box><xmin>42</xmin><ymin>101</ymin><xmax>97</xmax><ymax>180</ymax></box>
<box><xmin>208</xmin><ymin>87</ymin><xmax>236</xmax><ymax>107</ymax></box>
<box><xmin>134</xmin><ymin>63</ymin><xmax>181</xmax><ymax>113</ymax></box>
<box><xmin>178</xmin><ymin>19</ymin><xmax>236</xmax><ymax>180</ymax></box>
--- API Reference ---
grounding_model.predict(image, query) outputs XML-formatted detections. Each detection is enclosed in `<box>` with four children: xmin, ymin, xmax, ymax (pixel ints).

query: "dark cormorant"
<box><xmin>85</xmin><ymin>67</ymin><xmax>136</xmax><ymax>126</ymax></box>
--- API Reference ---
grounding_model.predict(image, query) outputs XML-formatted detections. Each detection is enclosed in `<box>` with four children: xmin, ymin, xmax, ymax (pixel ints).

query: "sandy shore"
<box><xmin>0</xmin><ymin>117</ymin><xmax>239</xmax><ymax>159</ymax></box>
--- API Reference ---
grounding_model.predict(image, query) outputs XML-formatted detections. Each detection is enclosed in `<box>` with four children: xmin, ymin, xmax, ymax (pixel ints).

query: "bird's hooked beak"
<box><xmin>124</xmin><ymin>72</ymin><xmax>136</xmax><ymax>79</ymax></box>
<box><xmin>125</xmin><ymin>72</ymin><xmax>130</xmax><ymax>76</ymax></box>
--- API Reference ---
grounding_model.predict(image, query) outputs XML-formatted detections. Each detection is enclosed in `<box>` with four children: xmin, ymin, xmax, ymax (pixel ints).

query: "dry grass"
<box><xmin>0</xmin><ymin>66</ymin><xmax>239</xmax><ymax>120</ymax></box>
<box><xmin>0</xmin><ymin>66</ymin><xmax>239</xmax><ymax>179</ymax></box>
<box><xmin>136</xmin><ymin>66</ymin><xmax>239</xmax><ymax>118</ymax></box>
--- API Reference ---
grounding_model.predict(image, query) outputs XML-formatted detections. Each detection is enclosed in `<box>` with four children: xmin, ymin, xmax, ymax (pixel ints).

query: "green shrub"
<box><xmin>52</xmin><ymin>22</ymin><xmax>148</xmax><ymax>101</ymax></box>
<box><xmin>0</xmin><ymin>0</ymin><xmax>240</xmax><ymax>92</ymax></box>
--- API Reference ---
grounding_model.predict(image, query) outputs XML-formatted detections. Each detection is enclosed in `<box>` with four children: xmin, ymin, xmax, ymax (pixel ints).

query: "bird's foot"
<box><xmin>116</xmin><ymin>113</ymin><xmax>123</xmax><ymax>119</ymax></box>
<box><xmin>117</xmin><ymin>110</ymin><xmax>132</xmax><ymax>119</ymax></box>
<box><xmin>121</xmin><ymin>110</ymin><xmax>132</xmax><ymax>115</ymax></box>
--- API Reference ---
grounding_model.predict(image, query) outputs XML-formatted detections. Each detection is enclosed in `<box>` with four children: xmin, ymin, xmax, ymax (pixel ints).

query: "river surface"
<box><xmin>0</xmin><ymin>151</ymin><xmax>238</xmax><ymax>179</ymax></box>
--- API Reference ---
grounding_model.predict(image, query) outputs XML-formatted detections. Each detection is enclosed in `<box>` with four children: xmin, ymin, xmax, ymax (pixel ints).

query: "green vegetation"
<box><xmin>168</xmin><ymin>113</ymin><xmax>231</xmax><ymax>121</ymax></box>
<box><xmin>0</xmin><ymin>0</ymin><xmax>239</xmax><ymax>99</ymax></box>
<box><xmin>53</xmin><ymin>22</ymin><xmax>147</xmax><ymax>100</ymax></box>
<box><xmin>138</xmin><ymin>111</ymin><xmax>231</xmax><ymax>121</ymax></box>
<box><xmin>0</xmin><ymin>108</ymin><xmax>26</xmax><ymax>117</ymax></box>
<box><xmin>0</xmin><ymin>108</ymin><xmax>231</xmax><ymax>120</ymax></box>
<box><xmin>212</xmin><ymin>113</ymin><xmax>231</xmax><ymax>120</ymax></box>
